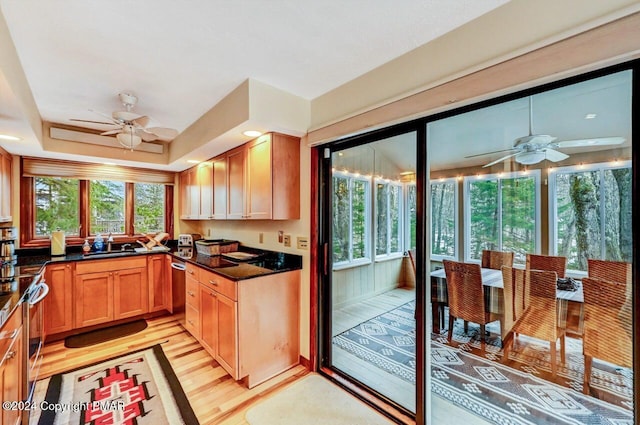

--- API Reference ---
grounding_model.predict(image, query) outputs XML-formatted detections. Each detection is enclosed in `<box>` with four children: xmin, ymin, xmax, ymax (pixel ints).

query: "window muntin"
<box><xmin>34</xmin><ymin>177</ymin><xmax>80</xmax><ymax>236</ymax></box>
<box><xmin>465</xmin><ymin>171</ymin><xmax>540</xmax><ymax>264</ymax></box>
<box><xmin>430</xmin><ymin>179</ymin><xmax>457</xmax><ymax>260</ymax></box>
<box><xmin>332</xmin><ymin>172</ymin><xmax>371</xmax><ymax>267</ymax></box>
<box><xmin>90</xmin><ymin>180</ymin><xmax>125</xmax><ymax>235</ymax></box>
<box><xmin>550</xmin><ymin>161</ymin><xmax>632</xmax><ymax>272</ymax></box>
<box><xmin>134</xmin><ymin>183</ymin><xmax>166</xmax><ymax>234</ymax></box>
<box><xmin>375</xmin><ymin>180</ymin><xmax>402</xmax><ymax>257</ymax></box>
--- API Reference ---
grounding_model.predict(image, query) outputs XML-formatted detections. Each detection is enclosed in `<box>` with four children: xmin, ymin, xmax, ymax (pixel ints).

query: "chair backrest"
<box><xmin>408</xmin><ymin>249</ymin><xmax>416</xmax><ymax>274</ymax></box>
<box><xmin>500</xmin><ymin>266</ymin><xmax>526</xmax><ymax>339</ymax></box>
<box><xmin>513</xmin><ymin>269</ymin><xmax>558</xmax><ymax>341</ymax></box>
<box><xmin>587</xmin><ymin>259</ymin><xmax>631</xmax><ymax>285</ymax></box>
<box><xmin>582</xmin><ymin>277</ymin><xmax>632</xmax><ymax>368</ymax></box>
<box><xmin>481</xmin><ymin>250</ymin><xmax>514</xmax><ymax>270</ymax></box>
<box><xmin>443</xmin><ymin>260</ymin><xmax>485</xmax><ymax>324</ymax></box>
<box><xmin>526</xmin><ymin>254</ymin><xmax>567</xmax><ymax>278</ymax></box>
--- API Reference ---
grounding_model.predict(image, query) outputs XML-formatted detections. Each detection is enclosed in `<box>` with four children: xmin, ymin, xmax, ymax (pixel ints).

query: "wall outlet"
<box><xmin>297</xmin><ymin>237</ymin><xmax>308</xmax><ymax>250</ymax></box>
<box><xmin>283</xmin><ymin>234</ymin><xmax>291</xmax><ymax>247</ymax></box>
<box><xmin>259</xmin><ymin>233</ymin><xmax>264</xmax><ymax>244</ymax></box>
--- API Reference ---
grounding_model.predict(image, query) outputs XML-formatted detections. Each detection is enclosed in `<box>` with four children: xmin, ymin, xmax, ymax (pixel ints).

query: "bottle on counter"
<box><xmin>93</xmin><ymin>233</ymin><xmax>104</xmax><ymax>252</ymax></box>
<box><xmin>82</xmin><ymin>239</ymin><xmax>91</xmax><ymax>254</ymax></box>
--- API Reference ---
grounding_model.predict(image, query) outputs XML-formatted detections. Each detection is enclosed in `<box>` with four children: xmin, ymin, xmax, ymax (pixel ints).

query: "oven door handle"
<box><xmin>29</xmin><ymin>281</ymin><xmax>50</xmax><ymax>305</ymax></box>
<box><xmin>171</xmin><ymin>263</ymin><xmax>186</xmax><ymax>271</ymax></box>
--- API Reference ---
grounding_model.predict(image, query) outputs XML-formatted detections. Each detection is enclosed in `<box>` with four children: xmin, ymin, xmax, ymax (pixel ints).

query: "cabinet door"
<box><xmin>246</xmin><ymin>137</ymin><xmax>272</xmax><ymax>219</ymax></box>
<box><xmin>148</xmin><ymin>255</ymin><xmax>168</xmax><ymax>313</ymax></box>
<box><xmin>74</xmin><ymin>271</ymin><xmax>114</xmax><ymax>328</ymax></box>
<box><xmin>0</xmin><ymin>154</ymin><xmax>11</xmax><ymax>222</ymax></box>
<box><xmin>216</xmin><ymin>294</ymin><xmax>238</xmax><ymax>378</ymax></box>
<box><xmin>179</xmin><ymin>169</ymin><xmax>191</xmax><ymax>219</ymax></box>
<box><xmin>199</xmin><ymin>284</ymin><xmax>218</xmax><ymax>358</ymax></box>
<box><xmin>0</xmin><ymin>326</ymin><xmax>22</xmax><ymax>425</ymax></box>
<box><xmin>44</xmin><ymin>263</ymin><xmax>74</xmax><ymax>335</ymax></box>
<box><xmin>198</xmin><ymin>161</ymin><xmax>214</xmax><ymax>219</ymax></box>
<box><xmin>114</xmin><ymin>267</ymin><xmax>149</xmax><ymax>320</ymax></box>
<box><xmin>226</xmin><ymin>146</ymin><xmax>245</xmax><ymax>219</ymax></box>
<box><xmin>212</xmin><ymin>155</ymin><xmax>227</xmax><ymax>219</ymax></box>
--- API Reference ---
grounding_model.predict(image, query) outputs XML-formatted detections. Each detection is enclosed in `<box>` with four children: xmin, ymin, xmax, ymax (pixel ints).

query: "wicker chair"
<box><xmin>503</xmin><ymin>269</ymin><xmax>565</xmax><ymax>376</ymax></box>
<box><xmin>526</xmin><ymin>253</ymin><xmax>567</xmax><ymax>278</ymax></box>
<box><xmin>582</xmin><ymin>277</ymin><xmax>632</xmax><ymax>394</ymax></box>
<box><xmin>587</xmin><ymin>259</ymin><xmax>631</xmax><ymax>285</ymax></box>
<box><xmin>481</xmin><ymin>250</ymin><xmax>514</xmax><ymax>270</ymax></box>
<box><xmin>443</xmin><ymin>260</ymin><xmax>500</xmax><ymax>347</ymax></box>
<box><xmin>500</xmin><ymin>267</ymin><xmax>527</xmax><ymax>341</ymax></box>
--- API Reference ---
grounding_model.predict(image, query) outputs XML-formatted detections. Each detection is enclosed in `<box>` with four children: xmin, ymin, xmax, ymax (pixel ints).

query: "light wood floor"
<box><xmin>36</xmin><ymin>314</ymin><xmax>310</xmax><ymax>425</ymax></box>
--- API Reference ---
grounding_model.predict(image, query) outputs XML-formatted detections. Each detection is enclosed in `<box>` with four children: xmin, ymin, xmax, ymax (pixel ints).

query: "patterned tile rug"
<box><xmin>332</xmin><ymin>301</ymin><xmax>634</xmax><ymax>425</ymax></box>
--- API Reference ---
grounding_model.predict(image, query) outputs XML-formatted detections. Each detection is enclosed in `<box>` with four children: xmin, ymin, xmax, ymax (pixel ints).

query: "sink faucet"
<box><xmin>107</xmin><ymin>233</ymin><xmax>114</xmax><ymax>252</ymax></box>
<box><xmin>121</xmin><ymin>243</ymin><xmax>131</xmax><ymax>252</ymax></box>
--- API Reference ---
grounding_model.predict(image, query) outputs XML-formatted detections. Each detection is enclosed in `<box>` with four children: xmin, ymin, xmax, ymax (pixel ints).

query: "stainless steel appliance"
<box><xmin>177</xmin><ymin>233</ymin><xmax>201</xmax><ymax>247</ymax></box>
<box><xmin>170</xmin><ymin>258</ymin><xmax>186</xmax><ymax>322</ymax></box>
<box><xmin>25</xmin><ymin>273</ymin><xmax>49</xmax><ymax>402</ymax></box>
<box><xmin>0</xmin><ymin>239</ymin><xmax>15</xmax><ymax>263</ymax></box>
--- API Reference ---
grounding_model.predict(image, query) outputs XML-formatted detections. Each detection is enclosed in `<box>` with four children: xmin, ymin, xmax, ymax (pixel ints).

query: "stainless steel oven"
<box><xmin>25</xmin><ymin>273</ymin><xmax>49</xmax><ymax>402</ymax></box>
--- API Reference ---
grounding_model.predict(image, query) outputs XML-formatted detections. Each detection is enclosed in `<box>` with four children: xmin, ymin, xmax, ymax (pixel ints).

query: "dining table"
<box><xmin>429</xmin><ymin>267</ymin><xmax>584</xmax><ymax>335</ymax></box>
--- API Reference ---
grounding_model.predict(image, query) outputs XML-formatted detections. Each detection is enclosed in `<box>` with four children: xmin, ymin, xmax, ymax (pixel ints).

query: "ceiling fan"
<box><xmin>70</xmin><ymin>93</ymin><xmax>179</xmax><ymax>149</ymax></box>
<box><xmin>466</xmin><ymin>96</ymin><xmax>625</xmax><ymax>168</ymax></box>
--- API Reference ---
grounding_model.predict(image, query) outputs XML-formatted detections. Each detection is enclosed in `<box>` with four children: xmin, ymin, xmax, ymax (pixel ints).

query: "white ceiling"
<box><xmin>0</xmin><ymin>0</ymin><xmax>510</xmax><ymax>170</ymax></box>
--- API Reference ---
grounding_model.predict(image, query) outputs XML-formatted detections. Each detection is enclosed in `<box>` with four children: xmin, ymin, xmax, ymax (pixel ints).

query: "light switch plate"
<box><xmin>297</xmin><ymin>237</ymin><xmax>308</xmax><ymax>250</ymax></box>
<box><xmin>283</xmin><ymin>234</ymin><xmax>291</xmax><ymax>247</ymax></box>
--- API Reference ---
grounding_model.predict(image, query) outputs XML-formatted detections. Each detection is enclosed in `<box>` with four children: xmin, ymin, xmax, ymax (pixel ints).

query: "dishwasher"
<box><xmin>170</xmin><ymin>258</ymin><xmax>186</xmax><ymax>322</ymax></box>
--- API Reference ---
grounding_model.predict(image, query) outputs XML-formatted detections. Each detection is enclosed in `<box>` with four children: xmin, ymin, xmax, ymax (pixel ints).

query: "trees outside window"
<box><xmin>552</xmin><ymin>162</ymin><xmax>631</xmax><ymax>271</ymax></box>
<box><xmin>134</xmin><ymin>183</ymin><xmax>166</xmax><ymax>234</ymax></box>
<box><xmin>376</xmin><ymin>181</ymin><xmax>402</xmax><ymax>257</ymax></box>
<box><xmin>466</xmin><ymin>172</ymin><xmax>538</xmax><ymax>264</ymax></box>
<box><xmin>332</xmin><ymin>173</ymin><xmax>370</xmax><ymax>265</ymax></box>
<box><xmin>430</xmin><ymin>180</ymin><xmax>456</xmax><ymax>259</ymax></box>
<box><xmin>90</xmin><ymin>180</ymin><xmax>125</xmax><ymax>234</ymax></box>
<box><xmin>35</xmin><ymin>177</ymin><xmax>80</xmax><ymax>236</ymax></box>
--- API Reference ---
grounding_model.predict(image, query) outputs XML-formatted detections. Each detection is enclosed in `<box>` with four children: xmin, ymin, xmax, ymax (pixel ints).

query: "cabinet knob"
<box><xmin>187</xmin><ymin>291</ymin><xmax>195</xmax><ymax>297</ymax></box>
<box><xmin>209</xmin><ymin>292</ymin><xmax>216</xmax><ymax>297</ymax></box>
<box><xmin>209</xmin><ymin>280</ymin><xmax>218</xmax><ymax>286</ymax></box>
<box><xmin>187</xmin><ymin>270</ymin><xmax>194</xmax><ymax>275</ymax></box>
<box><xmin>188</xmin><ymin>320</ymin><xmax>194</xmax><ymax>326</ymax></box>
<box><xmin>6</xmin><ymin>350</ymin><xmax>16</xmax><ymax>360</ymax></box>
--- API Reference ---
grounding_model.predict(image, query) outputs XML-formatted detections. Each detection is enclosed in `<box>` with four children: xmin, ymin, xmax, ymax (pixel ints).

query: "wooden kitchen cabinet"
<box><xmin>215</xmin><ymin>291</ymin><xmax>237</xmax><ymax>376</ymax></box>
<box><xmin>74</xmin><ymin>257</ymin><xmax>148</xmax><ymax>329</ymax></box>
<box><xmin>226</xmin><ymin>133</ymin><xmax>300</xmax><ymax>220</ymax></box>
<box><xmin>184</xmin><ymin>263</ymin><xmax>201</xmax><ymax>338</ymax></box>
<box><xmin>44</xmin><ymin>262</ymin><xmax>74</xmax><ymax>335</ymax></box>
<box><xmin>199</xmin><ymin>283</ymin><xmax>218</xmax><ymax>357</ymax></box>
<box><xmin>212</xmin><ymin>154</ymin><xmax>227</xmax><ymax>219</ymax></box>
<box><xmin>179</xmin><ymin>167</ymin><xmax>199</xmax><ymax>220</ymax></box>
<box><xmin>0</xmin><ymin>152</ymin><xmax>12</xmax><ymax>222</ymax></box>
<box><xmin>0</xmin><ymin>307</ymin><xmax>23</xmax><ymax>425</ymax></box>
<box><xmin>148</xmin><ymin>254</ymin><xmax>170</xmax><ymax>313</ymax></box>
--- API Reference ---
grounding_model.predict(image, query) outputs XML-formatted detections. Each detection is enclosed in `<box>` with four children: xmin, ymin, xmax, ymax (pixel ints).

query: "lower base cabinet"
<box><xmin>0</xmin><ymin>308</ymin><xmax>23</xmax><ymax>425</ymax></box>
<box><xmin>185</xmin><ymin>263</ymin><xmax>299</xmax><ymax>388</ymax></box>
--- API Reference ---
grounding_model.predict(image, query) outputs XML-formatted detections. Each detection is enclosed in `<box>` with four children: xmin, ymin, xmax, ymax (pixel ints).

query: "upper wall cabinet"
<box><xmin>227</xmin><ymin>133</ymin><xmax>300</xmax><ymax>220</ymax></box>
<box><xmin>0</xmin><ymin>151</ymin><xmax>12</xmax><ymax>222</ymax></box>
<box><xmin>180</xmin><ymin>132</ymin><xmax>300</xmax><ymax>221</ymax></box>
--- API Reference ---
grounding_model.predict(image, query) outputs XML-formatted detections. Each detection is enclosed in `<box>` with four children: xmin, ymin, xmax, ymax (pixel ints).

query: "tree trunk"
<box><xmin>569</xmin><ymin>174</ymin><xmax>597</xmax><ymax>270</ymax></box>
<box><xmin>612</xmin><ymin>168</ymin><xmax>632</xmax><ymax>261</ymax></box>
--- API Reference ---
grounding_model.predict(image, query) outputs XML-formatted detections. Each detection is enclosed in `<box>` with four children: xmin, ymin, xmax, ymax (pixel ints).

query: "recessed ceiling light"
<box><xmin>0</xmin><ymin>134</ymin><xmax>21</xmax><ymax>141</ymax></box>
<box><xmin>102</xmin><ymin>162</ymin><xmax>116</xmax><ymax>166</ymax></box>
<box><xmin>584</xmin><ymin>113</ymin><xmax>597</xmax><ymax>119</ymax></box>
<box><xmin>187</xmin><ymin>160</ymin><xmax>200</xmax><ymax>164</ymax></box>
<box><xmin>243</xmin><ymin>130</ymin><xmax>262</xmax><ymax>138</ymax></box>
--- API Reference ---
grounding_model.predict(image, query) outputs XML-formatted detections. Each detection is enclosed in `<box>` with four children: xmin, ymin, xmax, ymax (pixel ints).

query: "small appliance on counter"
<box><xmin>178</xmin><ymin>233</ymin><xmax>202</xmax><ymax>247</ymax></box>
<box><xmin>50</xmin><ymin>229</ymin><xmax>66</xmax><ymax>256</ymax></box>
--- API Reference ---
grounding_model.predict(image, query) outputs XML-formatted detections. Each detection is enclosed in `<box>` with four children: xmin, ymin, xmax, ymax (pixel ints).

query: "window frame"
<box><xmin>429</xmin><ymin>177</ymin><xmax>459</xmax><ymax>262</ymax></box>
<box><xmin>22</xmin><ymin>176</ymin><xmax>174</xmax><ymax>247</ymax></box>
<box><xmin>548</xmin><ymin>160</ymin><xmax>632</xmax><ymax>274</ymax></box>
<box><xmin>374</xmin><ymin>178</ymin><xmax>404</xmax><ymax>260</ymax></box>
<box><xmin>332</xmin><ymin>171</ymin><xmax>372</xmax><ymax>270</ymax></box>
<box><xmin>463</xmin><ymin>170</ymin><xmax>541</xmax><ymax>264</ymax></box>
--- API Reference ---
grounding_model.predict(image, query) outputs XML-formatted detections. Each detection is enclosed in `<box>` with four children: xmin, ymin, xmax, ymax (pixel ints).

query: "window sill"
<box><xmin>374</xmin><ymin>253</ymin><xmax>404</xmax><ymax>263</ymax></box>
<box><xmin>332</xmin><ymin>259</ymin><xmax>372</xmax><ymax>271</ymax></box>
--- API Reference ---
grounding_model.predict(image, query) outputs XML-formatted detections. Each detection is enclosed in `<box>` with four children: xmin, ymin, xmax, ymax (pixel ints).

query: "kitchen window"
<box><xmin>34</xmin><ymin>177</ymin><xmax>80</xmax><ymax>237</ymax></box>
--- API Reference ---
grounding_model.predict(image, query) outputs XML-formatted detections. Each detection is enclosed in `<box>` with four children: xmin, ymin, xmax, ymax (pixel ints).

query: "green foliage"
<box><xmin>134</xmin><ymin>183</ymin><xmax>165</xmax><ymax>233</ymax></box>
<box><xmin>35</xmin><ymin>177</ymin><xmax>80</xmax><ymax>235</ymax></box>
<box><xmin>90</xmin><ymin>180</ymin><xmax>125</xmax><ymax>234</ymax></box>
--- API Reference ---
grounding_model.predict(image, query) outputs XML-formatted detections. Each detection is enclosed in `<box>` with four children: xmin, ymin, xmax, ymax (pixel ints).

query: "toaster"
<box><xmin>178</xmin><ymin>233</ymin><xmax>202</xmax><ymax>247</ymax></box>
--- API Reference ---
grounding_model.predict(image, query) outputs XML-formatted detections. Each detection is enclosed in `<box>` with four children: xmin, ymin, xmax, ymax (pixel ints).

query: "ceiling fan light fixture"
<box><xmin>515</xmin><ymin>151</ymin><xmax>546</xmax><ymax>165</ymax></box>
<box><xmin>116</xmin><ymin>132</ymin><xmax>142</xmax><ymax>149</ymax></box>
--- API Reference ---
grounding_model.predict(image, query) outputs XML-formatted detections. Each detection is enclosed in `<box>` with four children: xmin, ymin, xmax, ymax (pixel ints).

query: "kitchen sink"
<box><xmin>83</xmin><ymin>251</ymin><xmax>133</xmax><ymax>259</ymax></box>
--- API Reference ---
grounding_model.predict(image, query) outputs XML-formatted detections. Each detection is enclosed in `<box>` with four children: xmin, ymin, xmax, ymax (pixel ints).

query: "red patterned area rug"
<box><xmin>34</xmin><ymin>344</ymin><xmax>198</xmax><ymax>425</ymax></box>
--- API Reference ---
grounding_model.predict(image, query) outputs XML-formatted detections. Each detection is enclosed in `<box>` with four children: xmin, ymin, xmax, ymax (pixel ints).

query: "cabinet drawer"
<box><xmin>200</xmin><ymin>268</ymin><xmax>236</xmax><ymax>301</ymax></box>
<box><xmin>186</xmin><ymin>277</ymin><xmax>200</xmax><ymax>309</ymax></box>
<box><xmin>76</xmin><ymin>257</ymin><xmax>147</xmax><ymax>274</ymax></box>
<box><xmin>0</xmin><ymin>308</ymin><xmax>21</xmax><ymax>359</ymax></box>
<box><xmin>185</xmin><ymin>304</ymin><xmax>200</xmax><ymax>338</ymax></box>
<box><xmin>185</xmin><ymin>263</ymin><xmax>200</xmax><ymax>281</ymax></box>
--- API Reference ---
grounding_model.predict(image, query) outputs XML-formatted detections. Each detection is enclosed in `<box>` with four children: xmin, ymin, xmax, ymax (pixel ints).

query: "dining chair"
<box><xmin>503</xmin><ymin>269</ymin><xmax>565</xmax><ymax>376</ymax></box>
<box><xmin>587</xmin><ymin>259</ymin><xmax>631</xmax><ymax>285</ymax></box>
<box><xmin>481</xmin><ymin>250</ymin><xmax>514</xmax><ymax>270</ymax></box>
<box><xmin>582</xmin><ymin>276</ymin><xmax>632</xmax><ymax>394</ymax></box>
<box><xmin>443</xmin><ymin>260</ymin><xmax>500</xmax><ymax>347</ymax></box>
<box><xmin>500</xmin><ymin>267</ymin><xmax>526</xmax><ymax>341</ymax></box>
<box><xmin>526</xmin><ymin>253</ymin><xmax>567</xmax><ymax>278</ymax></box>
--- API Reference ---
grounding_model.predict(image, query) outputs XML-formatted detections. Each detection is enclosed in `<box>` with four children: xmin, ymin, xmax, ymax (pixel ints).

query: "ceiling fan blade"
<box><xmin>89</xmin><ymin>109</ymin><xmax>120</xmax><ymax>124</ymax></box>
<box><xmin>138</xmin><ymin>131</ymin><xmax>158</xmax><ymax>142</ymax></box>
<box><xmin>113</xmin><ymin>110</ymin><xmax>144</xmax><ymax>123</ymax></box>
<box><xmin>544</xmin><ymin>148</ymin><xmax>569</xmax><ymax>162</ymax></box>
<box><xmin>70</xmin><ymin>118</ymin><xmax>118</xmax><ymax>126</ymax></box>
<box><xmin>483</xmin><ymin>152</ymin><xmax>520</xmax><ymax>168</ymax></box>
<box><xmin>465</xmin><ymin>148</ymin><xmax>517</xmax><ymax>159</ymax></box>
<box><xmin>146</xmin><ymin>127</ymin><xmax>178</xmax><ymax>140</ymax></box>
<box><xmin>100</xmin><ymin>129</ymin><xmax>122</xmax><ymax>136</ymax></box>
<box><xmin>553</xmin><ymin>137</ymin><xmax>625</xmax><ymax>148</ymax></box>
<box><xmin>133</xmin><ymin>116</ymin><xmax>150</xmax><ymax>128</ymax></box>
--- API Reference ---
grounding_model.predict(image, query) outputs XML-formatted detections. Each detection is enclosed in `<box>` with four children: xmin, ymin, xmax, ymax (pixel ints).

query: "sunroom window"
<box><xmin>332</xmin><ymin>173</ymin><xmax>370</xmax><ymax>266</ymax></box>
<box><xmin>430</xmin><ymin>179</ymin><xmax>457</xmax><ymax>260</ymax></box>
<box><xmin>375</xmin><ymin>180</ymin><xmax>402</xmax><ymax>258</ymax></box>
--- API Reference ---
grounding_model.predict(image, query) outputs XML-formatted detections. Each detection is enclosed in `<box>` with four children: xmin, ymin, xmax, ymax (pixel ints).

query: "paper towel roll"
<box><xmin>51</xmin><ymin>230</ymin><xmax>66</xmax><ymax>256</ymax></box>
